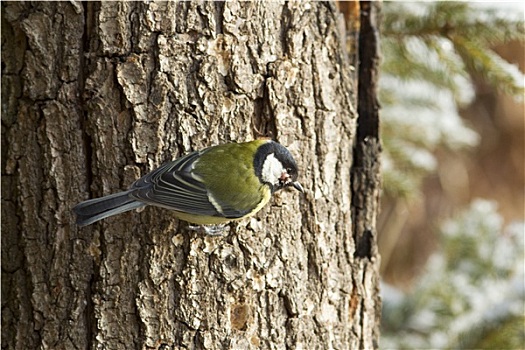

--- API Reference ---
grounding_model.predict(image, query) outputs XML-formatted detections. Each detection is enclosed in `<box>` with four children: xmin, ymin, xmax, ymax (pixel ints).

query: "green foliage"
<box><xmin>382</xmin><ymin>2</ymin><xmax>524</xmax><ymax>95</ymax></box>
<box><xmin>380</xmin><ymin>1</ymin><xmax>524</xmax><ymax>198</ymax></box>
<box><xmin>381</xmin><ymin>200</ymin><xmax>525</xmax><ymax>349</ymax></box>
<box><xmin>379</xmin><ymin>4</ymin><xmax>525</xmax><ymax>348</ymax></box>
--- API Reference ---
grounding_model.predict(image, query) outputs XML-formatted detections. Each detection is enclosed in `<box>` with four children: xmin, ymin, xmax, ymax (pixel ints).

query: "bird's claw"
<box><xmin>187</xmin><ymin>224</ymin><xmax>230</xmax><ymax>236</ymax></box>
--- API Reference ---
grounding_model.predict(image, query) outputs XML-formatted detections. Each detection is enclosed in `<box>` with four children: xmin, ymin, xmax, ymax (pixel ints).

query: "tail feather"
<box><xmin>73</xmin><ymin>190</ymin><xmax>145</xmax><ymax>226</ymax></box>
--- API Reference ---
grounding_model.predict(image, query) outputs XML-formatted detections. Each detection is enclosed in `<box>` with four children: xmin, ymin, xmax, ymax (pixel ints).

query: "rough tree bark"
<box><xmin>2</xmin><ymin>1</ymin><xmax>381</xmax><ymax>349</ymax></box>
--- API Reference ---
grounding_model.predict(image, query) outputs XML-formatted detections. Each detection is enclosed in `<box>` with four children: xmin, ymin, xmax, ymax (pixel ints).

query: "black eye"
<box><xmin>286</xmin><ymin>168</ymin><xmax>292</xmax><ymax>173</ymax></box>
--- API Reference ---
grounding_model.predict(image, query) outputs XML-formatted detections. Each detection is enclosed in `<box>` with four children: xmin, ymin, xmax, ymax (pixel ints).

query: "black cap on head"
<box><xmin>254</xmin><ymin>141</ymin><xmax>302</xmax><ymax>192</ymax></box>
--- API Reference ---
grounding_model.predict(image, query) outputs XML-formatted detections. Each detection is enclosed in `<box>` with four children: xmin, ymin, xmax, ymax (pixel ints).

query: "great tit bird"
<box><xmin>73</xmin><ymin>140</ymin><xmax>303</xmax><ymax>227</ymax></box>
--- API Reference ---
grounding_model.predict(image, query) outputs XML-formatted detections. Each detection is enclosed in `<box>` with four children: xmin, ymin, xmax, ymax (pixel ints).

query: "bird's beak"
<box><xmin>292</xmin><ymin>181</ymin><xmax>304</xmax><ymax>192</ymax></box>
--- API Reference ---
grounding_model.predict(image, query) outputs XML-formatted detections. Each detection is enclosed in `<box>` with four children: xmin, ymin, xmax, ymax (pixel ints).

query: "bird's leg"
<box><xmin>187</xmin><ymin>224</ymin><xmax>230</xmax><ymax>236</ymax></box>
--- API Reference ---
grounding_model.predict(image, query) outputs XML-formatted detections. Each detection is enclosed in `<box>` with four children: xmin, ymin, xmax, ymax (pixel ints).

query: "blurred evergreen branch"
<box><xmin>380</xmin><ymin>1</ymin><xmax>524</xmax><ymax>197</ymax></box>
<box><xmin>379</xmin><ymin>3</ymin><xmax>525</xmax><ymax>348</ymax></box>
<box><xmin>383</xmin><ymin>2</ymin><xmax>525</xmax><ymax>90</ymax></box>
<box><xmin>381</xmin><ymin>200</ymin><xmax>525</xmax><ymax>349</ymax></box>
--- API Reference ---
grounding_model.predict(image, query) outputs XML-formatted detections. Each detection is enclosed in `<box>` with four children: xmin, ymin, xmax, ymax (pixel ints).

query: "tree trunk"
<box><xmin>2</xmin><ymin>1</ymin><xmax>381</xmax><ymax>349</ymax></box>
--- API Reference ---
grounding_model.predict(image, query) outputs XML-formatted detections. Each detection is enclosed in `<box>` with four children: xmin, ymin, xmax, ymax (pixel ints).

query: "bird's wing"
<box><xmin>129</xmin><ymin>150</ymin><xmax>247</xmax><ymax>218</ymax></box>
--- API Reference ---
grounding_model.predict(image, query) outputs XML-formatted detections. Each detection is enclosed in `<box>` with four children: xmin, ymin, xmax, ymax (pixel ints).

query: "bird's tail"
<box><xmin>73</xmin><ymin>190</ymin><xmax>145</xmax><ymax>226</ymax></box>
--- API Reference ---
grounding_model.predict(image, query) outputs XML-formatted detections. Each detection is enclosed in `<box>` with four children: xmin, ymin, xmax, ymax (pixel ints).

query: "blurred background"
<box><xmin>364</xmin><ymin>2</ymin><xmax>523</xmax><ymax>349</ymax></box>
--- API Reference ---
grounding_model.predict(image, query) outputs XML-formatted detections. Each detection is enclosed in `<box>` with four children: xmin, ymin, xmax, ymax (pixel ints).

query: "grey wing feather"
<box><xmin>129</xmin><ymin>150</ymin><xmax>222</xmax><ymax>217</ymax></box>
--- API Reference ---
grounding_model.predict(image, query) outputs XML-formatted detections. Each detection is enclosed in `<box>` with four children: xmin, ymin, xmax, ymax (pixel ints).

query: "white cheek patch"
<box><xmin>261</xmin><ymin>153</ymin><xmax>284</xmax><ymax>186</ymax></box>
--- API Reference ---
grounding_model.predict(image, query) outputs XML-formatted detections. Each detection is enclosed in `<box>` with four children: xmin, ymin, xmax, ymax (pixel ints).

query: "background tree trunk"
<box><xmin>2</xmin><ymin>1</ymin><xmax>381</xmax><ymax>349</ymax></box>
